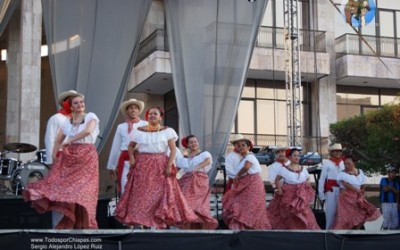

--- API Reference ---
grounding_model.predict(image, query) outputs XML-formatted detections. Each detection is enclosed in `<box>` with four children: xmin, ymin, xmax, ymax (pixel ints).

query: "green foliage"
<box><xmin>330</xmin><ymin>104</ymin><xmax>400</xmax><ymax>175</ymax></box>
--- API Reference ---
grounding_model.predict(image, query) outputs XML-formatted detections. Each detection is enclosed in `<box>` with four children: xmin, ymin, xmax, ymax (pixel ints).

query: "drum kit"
<box><xmin>0</xmin><ymin>142</ymin><xmax>49</xmax><ymax>195</ymax></box>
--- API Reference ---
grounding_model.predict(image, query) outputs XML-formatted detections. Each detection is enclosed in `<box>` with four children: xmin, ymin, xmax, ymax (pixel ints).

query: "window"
<box><xmin>237</xmin><ymin>100</ymin><xmax>254</xmax><ymax>134</ymax></box>
<box><xmin>378</xmin><ymin>0</ymin><xmax>400</xmax><ymax>10</ymax></box>
<box><xmin>379</xmin><ymin>11</ymin><xmax>394</xmax><ymax>37</ymax></box>
<box><xmin>336</xmin><ymin>86</ymin><xmax>400</xmax><ymax>121</ymax></box>
<box><xmin>233</xmin><ymin>79</ymin><xmax>306</xmax><ymax>146</ymax></box>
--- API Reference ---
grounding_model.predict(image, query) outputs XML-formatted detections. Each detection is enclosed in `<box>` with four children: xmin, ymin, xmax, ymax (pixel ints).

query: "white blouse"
<box><xmin>234</xmin><ymin>153</ymin><xmax>262</xmax><ymax>176</ymax></box>
<box><xmin>278</xmin><ymin>166</ymin><xmax>309</xmax><ymax>184</ymax></box>
<box><xmin>131</xmin><ymin>127</ymin><xmax>178</xmax><ymax>154</ymax></box>
<box><xmin>176</xmin><ymin>151</ymin><xmax>213</xmax><ymax>173</ymax></box>
<box><xmin>62</xmin><ymin>112</ymin><xmax>99</xmax><ymax>144</ymax></box>
<box><xmin>337</xmin><ymin>169</ymin><xmax>366</xmax><ymax>190</ymax></box>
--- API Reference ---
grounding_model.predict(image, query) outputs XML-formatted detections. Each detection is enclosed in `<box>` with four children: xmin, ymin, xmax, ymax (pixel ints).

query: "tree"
<box><xmin>330</xmin><ymin>104</ymin><xmax>400</xmax><ymax>175</ymax></box>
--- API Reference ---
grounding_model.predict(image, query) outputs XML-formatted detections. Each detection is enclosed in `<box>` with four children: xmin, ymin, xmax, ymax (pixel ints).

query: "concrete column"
<box><xmin>6</xmin><ymin>0</ymin><xmax>42</xmax><ymax>161</ymax></box>
<box><xmin>310</xmin><ymin>0</ymin><xmax>337</xmax><ymax>154</ymax></box>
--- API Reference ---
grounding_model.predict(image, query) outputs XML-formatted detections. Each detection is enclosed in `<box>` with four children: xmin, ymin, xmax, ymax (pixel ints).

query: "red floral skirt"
<box><xmin>178</xmin><ymin>172</ymin><xmax>218</xmax><ymax>229</ymax></box>
<box><xmin>222</xmin><ymin>174</ymin><xmax>271</xmax><ymax>230</ymax></box>
<box><xmin>333</xmin><ymin>189</ymin><xmax>381</xmax><ymax>229</ymax></box>
<box><xmin>115</xmin><ymin>153</ymin><xmax>198</xmax><ymax>228</ymax></box>
<box><xmin>23</xmin><ymin>144</ymin><xmax>99</xmax><ymax>229</ymax></box>
<box><xmin>267</xmin><ymin>182</ymin><xmax>320</xmax><ymax>230</ymax></box>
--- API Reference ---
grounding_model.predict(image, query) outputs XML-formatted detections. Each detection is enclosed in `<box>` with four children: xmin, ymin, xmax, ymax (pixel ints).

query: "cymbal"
<box><xmin>3</xmin><ymin>142</ymin><xmax>37</xmax><ymax>153</ymax></box>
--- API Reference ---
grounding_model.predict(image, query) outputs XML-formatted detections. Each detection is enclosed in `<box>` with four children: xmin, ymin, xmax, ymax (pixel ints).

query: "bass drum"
<box><xmin>11</xmin><ymin>161</ymin><xmax>49</xmax><ymax>193</ymax></box>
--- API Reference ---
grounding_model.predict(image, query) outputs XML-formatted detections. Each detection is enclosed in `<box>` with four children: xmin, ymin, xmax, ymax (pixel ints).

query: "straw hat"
<box><xmin>230</xmin><ymin>134</ymin><xmax>244</xmax><ymax>144</ymax></box>
<box><xmin>274</xmin><ymin>145</ymin><xmax>288</xmax><ymax>152</ymax></box>
<box><xmin>119</xmin><ymin>98</ymin><xmax>145</xmax><ymax>115</ymax></box>
<box><xmin>57</xmin><ymin>90</ymin><xmax>82</xmax><ymax>105</ymax></box>
<box><xmin>328</xmin><ymin>143</ymin><xmax>342</xmax><ymax>151</ymax></box>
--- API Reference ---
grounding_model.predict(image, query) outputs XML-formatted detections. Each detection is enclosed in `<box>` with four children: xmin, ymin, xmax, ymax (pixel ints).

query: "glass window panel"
<box><xmin>256</xmin><ymin>100</ymin><xmax>287</xmax><ymax>135</ymax></box>
<box><xmin>361</xmin><ymin>106</ymin><xmax>379</xmax><ymax>115</ymax></box>
<box><xmin>242</xmin><ymin>81</ymin><xmax>255</xmax><ymax>98</ymax></box>
<box><xmin>256</xmin><ymin>80</ymin><xmax>287</xmax><ymax>100</ymax></box>
<box><xmin>237</xmin><ymin>100</ymin><xmax>254</xmax><ymax>133</ymax></box>
<box><xmin>337</xmin><ymin>92</ymin><xmax>379</xmax><ymax>105</ymax></box>
<box><xmin>335</xmin><ymin>7</ymin><xmax>358</xmax><ymax>38</ymax></box>
<box><xmin>381</xmin><ymin>94</ymin><xmax>400</xmax><ymax>105</ymax></box>
<box><xmin>378</xmin><ymin>0</ymin><xmax>400</xmax><ymax>10</ymax></box>
<box><xmin>298</xmin><ymin>1</ymin><xmax>303</xmax><ymax>30</ymax></box>
<box><xmin>379</xmin><ymin>11</ymin><xmax>394</xmax><ymax>37</ymax></box>
<box><xmin>361</xmin><ymin>23</ymin><xmax>376</xmax><ymax>36</ymax></box>
<box><xmin>337</xmin><ymin>104</ymin><xmax>361</xmax><ymax>121</ymax></box>
<box><xmin>397</xmin><ymin>12</ymin><xmax>400</xmax><ymax>38</ymax></box>
<box><xmin>276</xmin><ymin>0</ymin><xmax>284</xmax><ymax>28</ymax></box>
<box><xmin>262</xmin><ymin>0</ymin><xmax>273</xmax><ymax>26</ymax></box>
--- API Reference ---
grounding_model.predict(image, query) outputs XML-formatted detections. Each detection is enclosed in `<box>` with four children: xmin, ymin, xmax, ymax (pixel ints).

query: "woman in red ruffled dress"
<box><xmin>268</xmin><ymin>148</ymin><xmax>320</xmax><ymax>230</ymax></box>
<box><xmin>176</xmin><ymin>135</ymin><xmax>218</xmax><ymax>229</ymax></box>
<box><xmin>222</xmin><ymin>138</ymin><xmax>271</xmax><ymax>230</ymax></box>
<box><xmin>115</xmin><ymin>107</ymin><xmax>198</xmax><ymax>229</ymax></box>
<box><xmin>23</xmin><ymin>93</ymin><xmax>100</xmax><ymax>229</ymax></box>
<box><xmin>333</xmin><ymin>156</ymin><xmax>381</xmax><ymax>229</ymax></box>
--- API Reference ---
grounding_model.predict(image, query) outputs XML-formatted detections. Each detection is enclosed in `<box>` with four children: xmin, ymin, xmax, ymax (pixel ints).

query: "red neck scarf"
<box><xmin>329</xmin><ymin>157</ymin><xmax>342</xmax><ymax>167</ymax></box>
<box><xmin>58</xmin><ymin>100</ymin><xmax>72</xmax><ymax>116</ymax></box>
<box><xmin>126</xmin><ymin>117</ymin><xmax>140</xmax><ymax>134</ymax></box>
<box><xmin>276</xmin><ymin>159</ymin><xmax>286</xmax><ymax>166</ymax></box>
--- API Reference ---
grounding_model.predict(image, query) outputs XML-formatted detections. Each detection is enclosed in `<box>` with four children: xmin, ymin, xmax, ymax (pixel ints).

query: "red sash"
<box><xmin>116</xmin><ymin>150</ymin><xmax>129</xmax><ymax>193</ymax></box>
<box><xmin>324</xmin><ymin>179</ymin><xmax>339</xmax><ymax>192</ymax></box>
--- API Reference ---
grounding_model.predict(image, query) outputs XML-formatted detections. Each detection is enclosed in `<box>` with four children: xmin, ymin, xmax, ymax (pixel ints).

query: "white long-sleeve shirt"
<box><xmin>107</xmin><ymin>120</ymin><xmax>147</xmax><ymax>170</ymax></box>
<box><xmin>318</xmin><ymin>159</ymin><xmax>345</xmax><ymax>200</ymax></box>
<box><xmin>268</xmin><ymin>160</ymin><xmax>291</xmax><ymax>184</ymax></box>
<box><xmin>224</xmin><ymin>151</ymin><xmax>241</xmax><ymax>179</ymax></box>
<box><xmin>44</xmin><ymin>113</ymin><xmax>69</xmax><ymax>164</ymax></box>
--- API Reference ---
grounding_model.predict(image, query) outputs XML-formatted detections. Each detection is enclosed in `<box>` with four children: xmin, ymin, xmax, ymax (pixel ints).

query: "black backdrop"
<box><xmin>0</xmin><ymin>230</ymin><xmax>399</xmax><ymax>250</ymax></box>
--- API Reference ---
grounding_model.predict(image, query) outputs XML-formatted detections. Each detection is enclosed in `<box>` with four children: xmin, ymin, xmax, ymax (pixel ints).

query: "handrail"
<box><xmin>135</xmin><ymin>26</ymin><xmax>327</xmax><ymax>65</ymax></box>
<box><xmin>335</xmin><ymin>33</ymin><xmax>400</xmax><ymax>58</ymax></box>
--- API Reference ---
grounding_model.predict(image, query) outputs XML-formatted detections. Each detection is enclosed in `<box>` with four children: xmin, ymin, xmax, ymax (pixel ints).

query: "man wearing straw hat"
<box><xmin>45</xmin><ymin>90</ymin><xmax>80</xmax><ymax>166</ymax></box>
<box><xmin>224</xmin><ymin>134</ymin><xmax>244</xmax><ymax>192</ymax></box>
<box><xmin>268</xmin><ymin>146</ymin><xmax>290</xmax><ymax>192</ymax></box>
<box><xmin>107</xmin><ymin>99</ymin><xmax>147</xmax><ymax>195</ymax></box>
<box><xmin>318</xmin><ymin>143</ymin><xmax>345</xmax><ymax>229</ymax></box>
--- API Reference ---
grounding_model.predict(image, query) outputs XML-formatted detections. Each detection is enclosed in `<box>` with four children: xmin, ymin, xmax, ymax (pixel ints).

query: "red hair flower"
<box><xmin>181</xmin><ymin>136</ymin><xmax>189</xmax><ymax>148</ymax></box>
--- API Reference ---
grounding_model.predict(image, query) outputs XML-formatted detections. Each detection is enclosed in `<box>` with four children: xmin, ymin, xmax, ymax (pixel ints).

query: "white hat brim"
<box><xmin>57</xmin><ymin>90</ymin><xmax>80</xmax><ymax>105</ymax></box>
<box><xmin>119</xmin><ymin>99</ymin><xmax>145</xmax><ymax>115</ymax></box>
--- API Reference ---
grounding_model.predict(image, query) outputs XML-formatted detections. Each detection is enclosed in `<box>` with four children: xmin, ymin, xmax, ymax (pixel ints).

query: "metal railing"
<box><xmin>135</xmin><ymin>26</ymin><xmax>327</xmax><ymax>65</ymax></box>
<box><xmin>335</xmin><ymin>33</ymin><xmax>400</xmax><ymax>58</ymax></box>
<box><xmin>256</xmin><ymin>26</ymin><xmax>326</xmax><ymax>52</ymax></box>
<box><xmin>135</xmin><ymin>29</ymin><xmax>169</xmax><ymax>65</ymax></box>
